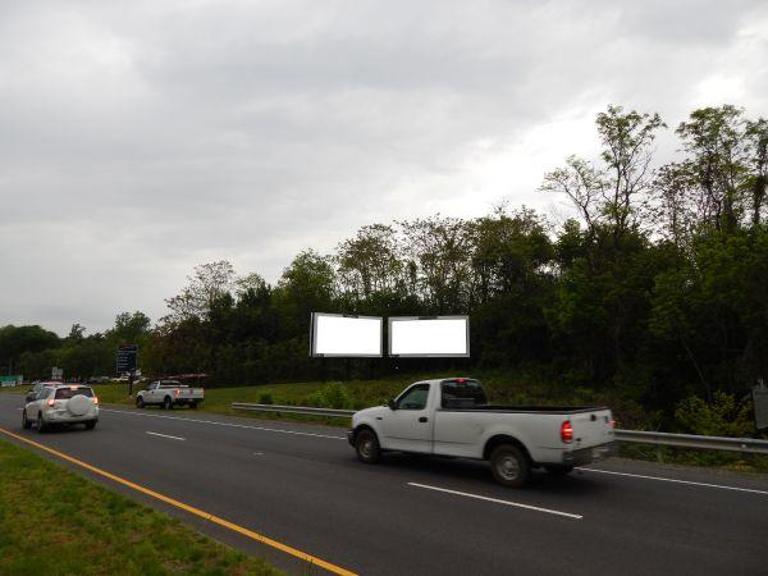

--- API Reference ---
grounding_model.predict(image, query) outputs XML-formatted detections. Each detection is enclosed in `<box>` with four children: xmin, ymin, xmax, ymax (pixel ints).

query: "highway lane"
<box><xmin>1</xmin><ymin>394</ymin><xmax>766</xmax><ymax>576</ymax></box>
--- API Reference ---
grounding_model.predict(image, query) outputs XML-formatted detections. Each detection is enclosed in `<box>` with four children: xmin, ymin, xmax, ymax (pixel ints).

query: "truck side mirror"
<box><xmin>387</xmin><ymin>399</ymin><xmax>397</xmax><ymax>411</ymax></box>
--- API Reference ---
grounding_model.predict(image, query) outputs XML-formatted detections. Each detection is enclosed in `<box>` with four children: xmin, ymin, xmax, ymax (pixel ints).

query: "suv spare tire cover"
<box><xmin>67</xmin><ymin>394</ymin><xmax>90</xmax><ymax>416</ymax></box>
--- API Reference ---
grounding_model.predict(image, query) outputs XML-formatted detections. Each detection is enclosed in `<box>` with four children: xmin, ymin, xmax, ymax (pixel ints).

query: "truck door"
<box><xmin>381</xmin><ymin>383</ymin><xmax>433</xmax><ymax>453</ymax></box>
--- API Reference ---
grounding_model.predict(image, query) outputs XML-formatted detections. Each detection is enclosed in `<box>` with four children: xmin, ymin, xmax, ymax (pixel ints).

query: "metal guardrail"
<box><xmin>230</xmin><ymin>402</ymin><xmax>768</xmax><ymax>455</ymax></box>
<box><xmin>231</xmin><ymin>402</ymin><xmax>355</xmax><ymax>419</ymax></box>
<box><xmin>614</xmin><ymin>429</ymin><xmax>768</xmax><ymax>455</ymax></box>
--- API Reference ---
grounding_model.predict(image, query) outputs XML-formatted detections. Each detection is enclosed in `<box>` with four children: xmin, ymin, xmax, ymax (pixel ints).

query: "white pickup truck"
<box><xmin>135</xmin><ymin>380</ymin><xmax>204</xmax><ymax>410</ymax></box>
<box><xmin>348</xmin><ymin>377</ymin><xmax>615</xmax><ymax>487</ymax></box>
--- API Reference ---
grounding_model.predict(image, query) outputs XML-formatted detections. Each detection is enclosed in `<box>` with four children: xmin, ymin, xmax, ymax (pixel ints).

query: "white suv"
<box><xmin>23</xmin><ymin>384</ymin><xmax>99</xmax><ymax>432</ymax></box>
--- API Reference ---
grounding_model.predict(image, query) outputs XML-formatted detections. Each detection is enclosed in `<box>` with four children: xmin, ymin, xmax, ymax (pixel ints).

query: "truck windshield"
<box><xmin>441</xmin><ymin>379</ymin><xmax>487</xmax><ymax>408</ymax></box>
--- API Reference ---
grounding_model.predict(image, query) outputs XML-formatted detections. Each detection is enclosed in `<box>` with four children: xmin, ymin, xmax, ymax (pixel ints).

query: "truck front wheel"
<box><xmin>355</xmin><ymin>429</ymin><xmax>381</xmax><ymax>464</ymax></box>
<box><xmin>490</xmin><ymin>444</ymin><xmax>529</xmax><ymax>488</ymax></box>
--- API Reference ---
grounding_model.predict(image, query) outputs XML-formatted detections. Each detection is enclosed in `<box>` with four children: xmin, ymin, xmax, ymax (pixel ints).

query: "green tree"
<box><xmin>0</xmin><ymin>325</ymin><xmax>60</xmax><ymax>375</ymax></box>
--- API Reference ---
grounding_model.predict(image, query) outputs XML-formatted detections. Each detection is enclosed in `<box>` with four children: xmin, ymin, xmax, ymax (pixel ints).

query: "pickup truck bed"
<box><xmin>442</xmin><ymin>404</ymin><xmax>609</xmax><ymax>412</ymax></box>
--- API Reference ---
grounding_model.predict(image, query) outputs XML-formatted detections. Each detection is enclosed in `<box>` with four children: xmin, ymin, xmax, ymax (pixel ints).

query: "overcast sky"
<box><xmin>1</xmin><ymin>0</ymin><xmax>766</xmax><ymax>336</ymax></box>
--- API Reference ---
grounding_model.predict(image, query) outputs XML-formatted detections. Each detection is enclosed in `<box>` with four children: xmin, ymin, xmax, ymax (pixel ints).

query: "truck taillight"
<box><xmin>609</xmin><ymin>418</ymin><xmax>616</xmax><ymax>428</ymax></box>
<box><xmin>560</xmin><ymin>420</ymin><xmax>573</xmax><ymax>443</ymax></box>
<box><xmin>175</xmin><ymin>389</ymin><xmax>180</xmax><ymax>397</ymax></box>
<box><xmin>93</xmin><ymin>396</ymin><xmax>99</xmax><ymax>404</ymax></box>
<box><xmin>47</xmin><ymin>399</ymin><xmax>55</xmax><ymax>407</ymax></box>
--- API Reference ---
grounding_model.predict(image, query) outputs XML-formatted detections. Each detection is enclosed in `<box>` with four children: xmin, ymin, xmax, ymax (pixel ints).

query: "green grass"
<box><xmin>0</xmin><ymin>437</ymin><xmax>282</xmax><ymax>576</ymax></box>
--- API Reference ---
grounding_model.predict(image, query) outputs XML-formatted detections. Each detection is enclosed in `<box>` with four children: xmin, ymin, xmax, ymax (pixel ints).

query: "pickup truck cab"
<box><xmin>135</xmin><ymin>380</ymin><xmax>204</xmax><ymax>410</ymax></box>
<box><xmin>348</xmin><ymin>377</ymin><xmax>615</xmax><ymax>487</ymax></box>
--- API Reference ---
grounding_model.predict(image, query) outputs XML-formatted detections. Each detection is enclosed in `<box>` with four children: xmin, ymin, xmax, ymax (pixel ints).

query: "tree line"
<box><xmin>2</xmin><ymin>104</ymin><xmax>766</xmax><ymax>429</ymax></box>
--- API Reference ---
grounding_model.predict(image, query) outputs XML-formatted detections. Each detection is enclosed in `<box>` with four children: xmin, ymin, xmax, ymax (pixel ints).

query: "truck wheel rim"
<box><xmin>360</xmin><ymin>438</ymin><xmax>373</xmax><ymax>458</ymax></box>
<box><xmin>497</xmin><ymin>455</ymin><xmax>519</xmax><ymax>480</ymax></box>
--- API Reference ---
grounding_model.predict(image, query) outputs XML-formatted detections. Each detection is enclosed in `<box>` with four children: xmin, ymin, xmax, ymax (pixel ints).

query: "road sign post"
<box><xmin>116</xmin><ymin>345</ymin><xmax>138</xmax><ymax>396</ymax></box>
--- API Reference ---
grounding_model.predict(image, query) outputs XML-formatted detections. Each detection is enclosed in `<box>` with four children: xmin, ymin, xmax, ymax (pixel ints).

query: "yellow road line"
<box><xmin>0</xmin><ymin>426</ymin><xmax>357</xmax><ymax>576</ymax></box>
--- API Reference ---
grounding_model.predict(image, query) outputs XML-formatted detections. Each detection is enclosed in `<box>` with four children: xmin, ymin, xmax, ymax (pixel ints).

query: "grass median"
<box><xmin>0</xmin><ymin>437</ymin><xmax>281</xmax><ymax>576</ymax></box>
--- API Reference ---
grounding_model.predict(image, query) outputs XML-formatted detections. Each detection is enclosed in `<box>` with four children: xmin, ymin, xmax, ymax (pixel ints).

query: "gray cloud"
<box><xmin>1</xmin><ymin>0</ymin><xmax>766</xmax><ymax>334</ymax></box>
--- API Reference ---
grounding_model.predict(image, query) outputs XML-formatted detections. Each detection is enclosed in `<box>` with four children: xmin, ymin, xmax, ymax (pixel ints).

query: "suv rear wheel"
<box><xmin>36</xmin><ymin>413</ymin><xmax>47</xmax><ymax>434</ymax></box>
<box><xmin>22</xmin><ymin>410</ymin><xmax>31</xmax><ymax>430</ymax></box>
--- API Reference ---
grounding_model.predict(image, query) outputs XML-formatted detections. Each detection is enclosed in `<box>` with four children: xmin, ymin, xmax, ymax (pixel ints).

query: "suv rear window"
<box><xmin>441</xmin><ymin>379</ymin><xmax>487</xmax><ymax>408</ymax></box>
<box><xmin>55</xmin><ymin>387</ymin><xmax>94</xmax><ymax>399</ymax></box>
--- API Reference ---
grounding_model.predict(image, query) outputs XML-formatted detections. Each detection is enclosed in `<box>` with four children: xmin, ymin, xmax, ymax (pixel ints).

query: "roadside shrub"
<box><xmin>306</xmin><ymin>382</ymin><xmax>351</xmax><ymax>409</ymax></box>
<box><xmin>674</xmin><ymin>392</ymin><xmax>754</xmax><ymax>437</ymax></box>
<box><xmin>258</xmin><ymin>393</ymin><xmax>273</xmax><ymax>405</ymax></box>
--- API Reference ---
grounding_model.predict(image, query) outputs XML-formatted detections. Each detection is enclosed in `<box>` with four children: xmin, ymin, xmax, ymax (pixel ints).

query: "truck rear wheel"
<box><xmin>136</xmin><ymin>396</ymin><xmax>145</xmax><ymax>409</ymax></box>
<box><xmin>355</xmin><ymin>429</ymin><xmax>381</xmax><ymax>464</ymax></box>
<box><xmin>490</xmin><ymin>444</ymin><xmax>529</xmax><ymax>488</ymax></box>
<box><xmin>163</xmin><ymin>396</ymin><xmax>173</xmax><ymax>410</ymax></box>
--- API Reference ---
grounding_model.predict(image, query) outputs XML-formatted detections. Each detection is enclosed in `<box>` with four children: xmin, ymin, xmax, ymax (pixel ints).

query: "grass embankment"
<box><xmin>0</xmin><ymin>437</ymin><xmax>281</xmax><ymax>576</ymax></box>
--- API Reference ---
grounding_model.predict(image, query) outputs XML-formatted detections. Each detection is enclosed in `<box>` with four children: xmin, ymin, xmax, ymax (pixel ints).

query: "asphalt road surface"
<box><xmin>1</xmin><ymin>393</ymin><xmax>766</xmax><ymax>576</ymax></box>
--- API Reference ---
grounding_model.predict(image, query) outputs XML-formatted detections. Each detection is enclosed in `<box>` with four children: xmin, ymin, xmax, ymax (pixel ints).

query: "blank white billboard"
<box><xmin>310</xmin><ymin>313</ymin><xmax>383</xmax><ymax>357</ymax></box>
<box><xmin>389</xmin><ymin>316</ymin><xmax>470</xmax><ymax>357</ymax></box>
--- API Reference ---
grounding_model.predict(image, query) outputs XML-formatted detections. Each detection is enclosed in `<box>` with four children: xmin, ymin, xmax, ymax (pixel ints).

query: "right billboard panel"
<box><xmin>389</xmin><ymin>316</ymin><xmax>470</xmax><ymax>357</ymax></box>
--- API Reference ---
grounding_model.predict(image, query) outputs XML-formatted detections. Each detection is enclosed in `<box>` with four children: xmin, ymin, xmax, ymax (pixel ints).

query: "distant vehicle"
<box><xmin>25</xmin><ymin>381</ymin><xmax>60</xmax><ymax>404</ymax></box>
<box><xmin>23</xmin><ymin>384</ymin><xmax>99</xmax><ymax>432</ymax></box>
<box><xmin>135</xmin><ymin>380</ymin><xmax>204</xmax><ymax>410</ymax></box>
<box><xmin>348</xmin><ymin>377</ymin><xmax>615</xmax><ymax>487</ymax></box>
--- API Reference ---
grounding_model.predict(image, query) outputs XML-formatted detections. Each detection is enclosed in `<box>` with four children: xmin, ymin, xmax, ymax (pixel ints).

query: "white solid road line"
<box><xmin>102</xmin><ymin>408</ymin><xmax>346</xmax><ymax>441</ymax></box>
<box><xmin>578</xmin><ymin>467</ymin><xmax>768</xmax><ymax>496</ymax></box>
<box><xmin>408</xmin><ymin>482</ymin><xmax>583</xmax><ymax>520</ymax></box>
<box><xmin>146</xmin><ymin>431</ymin><xmax>186</xmax><ymax>441</ymax></box>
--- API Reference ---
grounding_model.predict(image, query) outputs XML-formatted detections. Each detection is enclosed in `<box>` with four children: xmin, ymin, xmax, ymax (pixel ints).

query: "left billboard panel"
<box><xmin>310</xmin><ymin>313</ymin><xmax>383</xmax><ymax>357</ymax></box>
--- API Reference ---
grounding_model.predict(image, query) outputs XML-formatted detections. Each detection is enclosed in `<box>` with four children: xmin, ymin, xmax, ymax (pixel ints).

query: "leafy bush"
<box><xmin>306</xmin><ymin>382</ymin><xmax>352</xmax><ymax>409</ymax></box>
<box><xmin>674</xmin><ymin>392</ymin><xmax>754</xmax><ymax>437</ymax></box>
<box><xmin>258</xmin><ymin>393</ymin><xmax>273</xmax><ymax>405</ymax></box>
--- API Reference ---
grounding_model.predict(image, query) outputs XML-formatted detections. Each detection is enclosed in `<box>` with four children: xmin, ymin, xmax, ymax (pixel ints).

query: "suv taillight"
<box><xmin>560</xmin><ymin>420</ymin><xmax>574</xmax><ymax>443</ymax></box>
<box><xmin>47</xmin><ymin>398</ymin><xmax>55</xmax><ymax>407</ymax></box>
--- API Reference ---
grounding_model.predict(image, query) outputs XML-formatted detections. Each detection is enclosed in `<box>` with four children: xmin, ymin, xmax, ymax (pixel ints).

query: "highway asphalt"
<box><xmin>1</xmin><ymin>393</ymin><xmax>766</xmax><ymax>576</ymax></box>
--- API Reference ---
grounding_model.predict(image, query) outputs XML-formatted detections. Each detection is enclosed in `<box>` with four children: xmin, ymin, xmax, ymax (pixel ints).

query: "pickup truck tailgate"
<box><xmin>569</xmin><ymin>409</ymin><xmax>614</xmax><ymax>448</ymax></box>
<box><xmin>177</xmin><ymin>388</ymin><xmax>203</xmax><ymax>398</ymax></box>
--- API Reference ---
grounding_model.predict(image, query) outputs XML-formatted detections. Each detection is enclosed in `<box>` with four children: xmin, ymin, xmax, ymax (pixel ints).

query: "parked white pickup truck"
<box><xmin>348</xmin><ymin>377</ymin><xmax>615</xmax><ymax>487</ymax></box>
<box><xmin>135</xmin><ymin>380</ymin><xmax>204</xmax><ymax>410</ymax></box>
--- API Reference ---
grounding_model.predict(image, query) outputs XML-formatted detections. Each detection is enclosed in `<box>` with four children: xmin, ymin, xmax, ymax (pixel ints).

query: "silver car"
<box><xmin>22</xmin><ymin>384</ymin><xmax>99</xmax><ymax>432</ymax></box>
